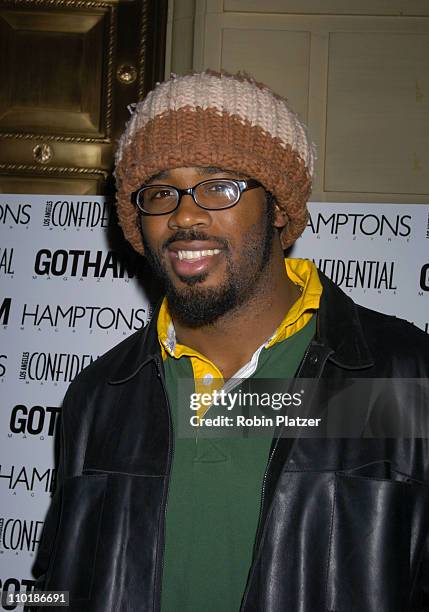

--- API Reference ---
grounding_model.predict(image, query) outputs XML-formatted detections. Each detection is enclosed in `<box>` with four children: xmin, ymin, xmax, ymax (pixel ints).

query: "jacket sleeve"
<box><xmin>32</xmin><ymin>463</ymin><xmax>63</xmax><ymax>591</ymax></box>
<box><xmin>31</xmin><ymin>391</ymin><xmax>68</xmax><ymax>594</ymax></box>
<box><xmin>416</xmin><ymin>534</ymin><xmax>429</xmax><ymax>611</ymax></box>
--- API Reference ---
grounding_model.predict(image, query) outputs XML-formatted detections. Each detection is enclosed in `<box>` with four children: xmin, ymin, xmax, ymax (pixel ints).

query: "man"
<box><xmin>34</xmin><ymin>71</ymin><xmax>429</xmax><ymax>611</ymax></box>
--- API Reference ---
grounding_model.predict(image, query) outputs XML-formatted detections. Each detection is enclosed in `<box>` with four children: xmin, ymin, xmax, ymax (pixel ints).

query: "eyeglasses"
<box><xmin>134</xmin><ymin>178</ymin><xmax>261</xmax><ymax>215</ymax></box>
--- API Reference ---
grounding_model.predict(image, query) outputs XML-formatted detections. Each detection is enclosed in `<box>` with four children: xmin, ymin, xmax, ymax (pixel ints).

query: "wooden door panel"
<box><xmin>0</xmin><ymin>0</ymin><xmax>168</xmax><ymax>194</ymax></box>
<box><xmin>195</xmin><ymin>3</ymin><xmax>429</xmax><ymax>203</ymax></box>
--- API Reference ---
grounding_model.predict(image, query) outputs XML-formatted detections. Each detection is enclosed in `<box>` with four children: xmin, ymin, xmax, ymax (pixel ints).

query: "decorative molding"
<box><xmin>1</xmin><ymin>0</ymin><xmax>112</xmax><ymax>8</ymax></box>
<box><xmin>105</xmin><ymin>3</ymin><xmax>116</xmax><ymax>136</ymax></box>
<box><xmin>0</xmin><ymin>162</ymin><xmax>108</xmax><ymax>177</ymax></box>
<box><xmin>0</xmin><ymin>133</ymin><xmax>111</xmax><ymax>143</ymax></box>
<box><xmin>116</xmin><ymin>64</ymin><xmax>137</xmax><ymax>85</ymax></box>
<box><xmin>32</xmin><ymin>143</ymin><xmax>53</xmax><ymax>164</ymax></box>
<box><xmin>138</xmin><ymin>0</ymin><xmax>150</xmax><ymax>100</ymax></box>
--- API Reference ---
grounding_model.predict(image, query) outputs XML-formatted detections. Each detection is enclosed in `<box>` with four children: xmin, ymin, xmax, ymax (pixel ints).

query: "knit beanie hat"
<box><xmin>115</xmin><ymin>70</ymin><xmax>315</xmax><ymax>253</ymax></box>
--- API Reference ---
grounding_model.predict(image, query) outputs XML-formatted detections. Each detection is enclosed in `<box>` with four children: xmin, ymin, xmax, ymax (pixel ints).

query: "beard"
<box><xmin>141</xmin><ymin>202</ymin><xmax>275</xmax><ymax>327</ymax></box>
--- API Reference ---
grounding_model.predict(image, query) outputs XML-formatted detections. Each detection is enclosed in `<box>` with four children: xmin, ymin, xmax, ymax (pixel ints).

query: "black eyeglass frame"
<box><xmin>133</xmin><ymin>178</ymin><xmax>262</xmax><ymax>216</ymax></box>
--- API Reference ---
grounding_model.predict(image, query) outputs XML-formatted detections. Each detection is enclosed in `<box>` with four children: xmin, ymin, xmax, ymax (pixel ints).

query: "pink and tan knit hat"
<box><xmin>115</xmin><ymin>70</ymin><xmax>316</xmax><ymax>253</ymax></box>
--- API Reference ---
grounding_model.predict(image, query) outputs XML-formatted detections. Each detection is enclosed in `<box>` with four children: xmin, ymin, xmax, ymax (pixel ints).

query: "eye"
<box><xmin>203</xmin><ymin>181</ymin><xmax>237</xmax><ymax>199</ymax></box>
<box><xmin>153</xmin><ymin>188</ymin><xmax>176</xmax><ymax>200</ymax></box>
<box><xmin>206</xmin><ymin>181</ymin><xmax>229</xmax><ymax>193</ymax></box>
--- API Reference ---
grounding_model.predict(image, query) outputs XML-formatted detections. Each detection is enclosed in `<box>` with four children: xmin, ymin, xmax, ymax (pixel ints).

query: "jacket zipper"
<box><xmin>153</xmin><ymin>356</ymin><xmax>175</xmax><ymax>612</ymax></box>
<box><xmin>241</xmin><ymin>341</ymin><xmax>314</xmax><ymax>609</ymax></box>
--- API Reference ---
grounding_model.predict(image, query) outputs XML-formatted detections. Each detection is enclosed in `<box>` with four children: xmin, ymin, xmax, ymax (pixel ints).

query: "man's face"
<box><xmin>139</xmin><ymin>166</ymin><xmax>281</xmax><ymax>326</ymax></box>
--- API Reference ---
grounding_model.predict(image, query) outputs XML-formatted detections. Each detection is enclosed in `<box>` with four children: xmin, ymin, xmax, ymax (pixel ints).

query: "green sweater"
<box><xmin>161</xmin><ymin>315</ymin><xmax>316</xmax><ymax>612</ymax></box>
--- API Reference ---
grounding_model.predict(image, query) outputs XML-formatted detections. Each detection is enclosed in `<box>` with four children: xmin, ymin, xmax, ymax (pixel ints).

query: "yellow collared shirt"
<box><xmin>157</xmin><ymin>258</ymin><xmax>322</xmax><ymax>417</ymax></box>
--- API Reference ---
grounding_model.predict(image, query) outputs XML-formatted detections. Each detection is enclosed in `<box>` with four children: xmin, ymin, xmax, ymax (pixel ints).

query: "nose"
<box><xmin>167</xmin><ymin>193</ymin><xmax>212</xmax><ymax>230</ymax></box>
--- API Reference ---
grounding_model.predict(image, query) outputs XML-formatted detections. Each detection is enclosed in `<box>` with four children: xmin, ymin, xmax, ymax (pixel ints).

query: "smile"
<box><xmin>177</xmin><ymin>249</ymin><xmax>221</xmax><ymax>261</ymax></box>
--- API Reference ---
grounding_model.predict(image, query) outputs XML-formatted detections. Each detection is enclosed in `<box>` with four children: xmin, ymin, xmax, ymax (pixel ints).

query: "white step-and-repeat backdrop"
<box><xmin>0</xmin><ymin>195</ymin><xmax>428</xmax><ymax>607</ymax></box>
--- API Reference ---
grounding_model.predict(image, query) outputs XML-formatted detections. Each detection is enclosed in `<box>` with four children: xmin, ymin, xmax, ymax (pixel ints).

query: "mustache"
<box><xmin>162</xmin><ymin>230</ymin><xmax>229</xmax><ymax>250</ymax></box>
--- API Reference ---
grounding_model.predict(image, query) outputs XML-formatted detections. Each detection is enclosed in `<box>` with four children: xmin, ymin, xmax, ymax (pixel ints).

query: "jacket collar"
<box><xmin>316</xmin><ymin>271</ymin><xmax>373</xmax><ymax>369</ymax></box>
<box><xmin>108</xmin><ymin>300</ymin><xmax>163</xmax><ymax>384</ymax></box>
<box><xmin>109</xmin><ymin>270</ymin><xmax>373</xmax><ymax>383</ymax></box>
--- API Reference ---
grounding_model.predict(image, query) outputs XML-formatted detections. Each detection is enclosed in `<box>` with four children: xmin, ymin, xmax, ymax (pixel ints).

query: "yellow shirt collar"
<box><xmin>158</xmin><ymin>258</ymin><xmax>322</xmax><ymax>419</ymax></box>
<box><xmin>157</xmin><ymin>258</ymin><xmax>322</xmax><ymax>359</ymax></box>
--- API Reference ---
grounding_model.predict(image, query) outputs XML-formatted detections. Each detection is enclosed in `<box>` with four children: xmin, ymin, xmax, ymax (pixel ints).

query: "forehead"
<box><xmin>147</xmin><ymin>166</ymin><xmax>247</xmax><ymax>183</ymax></box>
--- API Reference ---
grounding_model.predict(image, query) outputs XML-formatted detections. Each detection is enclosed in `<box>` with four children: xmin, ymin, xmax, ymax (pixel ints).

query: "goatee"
<box><xmin>141</xmin><ymin>204</ymin><xmax>275</xmax><ymax>327</ymax></box>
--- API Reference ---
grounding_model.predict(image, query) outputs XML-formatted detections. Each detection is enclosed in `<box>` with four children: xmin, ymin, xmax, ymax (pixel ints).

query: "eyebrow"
<box><xmin>147</xmin><ymin>166</ymin><xmax>244</xmax><ymax>183</ymax></box>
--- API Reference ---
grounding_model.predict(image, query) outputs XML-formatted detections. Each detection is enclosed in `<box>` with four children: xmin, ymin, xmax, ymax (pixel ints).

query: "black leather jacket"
<box><xmin>34</xmin><ymin>272</ymin><xmax>429</xmax><ymax>611</ymax></box>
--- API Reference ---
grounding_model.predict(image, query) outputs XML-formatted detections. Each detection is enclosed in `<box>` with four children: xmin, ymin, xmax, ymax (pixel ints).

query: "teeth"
<box><xmin>177</xmin><ymin>249</ymin><xmax>220</xmax><ymax>260</ymax></box>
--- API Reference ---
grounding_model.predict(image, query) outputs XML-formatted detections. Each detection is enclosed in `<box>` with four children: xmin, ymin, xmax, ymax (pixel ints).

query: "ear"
<box><xmin>273</xmin><ymin>202</ymin><xmax>288</xmax><ymax>229</ymax></box>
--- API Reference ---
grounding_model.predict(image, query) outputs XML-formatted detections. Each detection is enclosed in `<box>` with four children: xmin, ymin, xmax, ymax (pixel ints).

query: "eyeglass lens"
<box><xmin>138</xmin><ymin>179</ymin><xmax>240</xmax><ymax>213</ymax></box>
